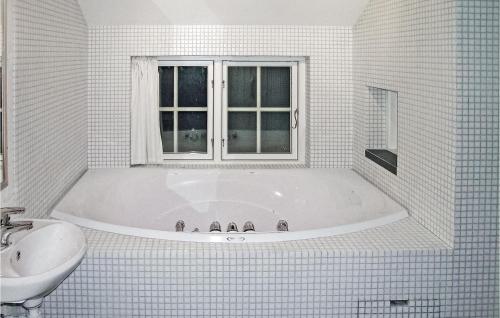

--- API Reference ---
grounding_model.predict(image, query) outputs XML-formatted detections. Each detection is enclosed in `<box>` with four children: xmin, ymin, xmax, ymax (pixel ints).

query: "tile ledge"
<box><xmin>80</xmin><ymin>217</ymin><xmax>450</xmax><ymax>254</ymax></box>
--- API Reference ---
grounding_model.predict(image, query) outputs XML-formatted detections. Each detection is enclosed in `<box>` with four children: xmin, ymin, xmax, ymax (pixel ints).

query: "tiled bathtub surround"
<box><xmin>87</xmin><ymin>25</ymin><xmax>353</xmax><ymax>168</ymax></box>
<box><xmin>44</xmin><ymin>219</ymin><xmax>451</xmax><ymax>318</ymax></box>
<box><xmin>0</xmin><ymin>0</ymin><xmax>88</xmax><ymax>218</ymax></box>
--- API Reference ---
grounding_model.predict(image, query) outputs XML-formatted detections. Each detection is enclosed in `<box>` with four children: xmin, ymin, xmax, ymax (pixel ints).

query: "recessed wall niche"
<box><xmin>365</xmin><ymin>86</ymin><xmax>398</xmax><ymax>174</ymax></box>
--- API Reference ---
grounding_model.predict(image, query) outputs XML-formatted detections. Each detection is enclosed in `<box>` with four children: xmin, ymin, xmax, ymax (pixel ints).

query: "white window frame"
<box><xmin>157</xmin><ymin>57</ymin><xmax>306</xmax><ymax>165</ymax></box>
<box><xmin>221</xmin><ymin>61</ymin><xmax>301</xmax><ymax>161</ymax></box>
<box><xmin>158</xmin><ymin>60</ymin><xmax>214</xmax><ymax>160</ymax></box>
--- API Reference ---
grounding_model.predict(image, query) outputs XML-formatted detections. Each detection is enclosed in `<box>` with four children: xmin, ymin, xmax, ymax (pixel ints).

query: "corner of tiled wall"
<box><xmin>452</xmin><ymin>0</ymin><xmax>499</xmax><ymax>315</ymax></box>
<box><xmin>1</xmin><ymin>0</ymin><xmax>89</xmax><ymax>217</ymax></box>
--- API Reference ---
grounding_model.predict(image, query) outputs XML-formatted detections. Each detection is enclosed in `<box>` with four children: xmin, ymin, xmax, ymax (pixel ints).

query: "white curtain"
<box><xmin>130</xmin><ymin>57</ymin><xmax>163</xmax><ymax>165</ymax></box>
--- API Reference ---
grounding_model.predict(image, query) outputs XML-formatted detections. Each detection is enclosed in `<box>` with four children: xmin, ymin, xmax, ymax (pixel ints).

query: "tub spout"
<box><xmin>175</xmin><ymin>220</ymin><xmax>185</xmax><ymax>232</ymax></box>
<box><xmin>277</xmin><ymin>220</ymin><xmax>288</xmax><ymax>231</ymax></box>
<box><xmin>209</xmin><ymin>221</ymin><xmax>221</xmax><ymax>232</ymax></box>
<box><xmin>243</xmin><ymin>221</ymin><xmax>255</xmax><ymax>232</ymax></box>
<box><xmin>227</xmin><ymin>222</ymin><xmax>238</xmax><ymax>232</ymax></box>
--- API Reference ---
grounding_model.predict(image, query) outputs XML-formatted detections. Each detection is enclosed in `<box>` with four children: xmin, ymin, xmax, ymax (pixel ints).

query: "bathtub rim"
<box><xmin>51</xmin><ymin>209</ymin><xmax>408</xmax><ymax>243</ymax></box>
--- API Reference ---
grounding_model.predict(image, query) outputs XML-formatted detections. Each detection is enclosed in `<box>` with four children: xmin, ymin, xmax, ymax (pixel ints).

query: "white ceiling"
<box><xmin>77</xmin><ymin>0</ymin><xmax>370</xmax><ymax>26</ymax></box>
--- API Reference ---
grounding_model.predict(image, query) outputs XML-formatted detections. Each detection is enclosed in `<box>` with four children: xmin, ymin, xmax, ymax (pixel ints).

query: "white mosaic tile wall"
<box><xmin>453</xmin><ymin>0</ymin><xmax>499</xmax><ymax>315</ymax></box>
<box><xmin>354</xmin><ymin>1</ymin><xmax>498</xmax><ymax>318</ymax></box>
<box><xmin>0</xmin><ymin>0</ymin><xmax>88</xmax><ymax>217</ymax></box>
<box><xmin>87</xmin><ymin>26</ymin><xmax>353</xmax><ymax>168</ymax></box>
<box><xmin>353</xmin><ymin>0</ymin><xmax>458</xmax><ymax>245</ymax></box>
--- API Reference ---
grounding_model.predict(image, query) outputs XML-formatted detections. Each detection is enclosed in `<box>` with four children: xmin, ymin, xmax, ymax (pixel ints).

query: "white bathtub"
<box><xmin>51</xmin><ymin>168</ymin><xmax>408</xmax><ymax>243</ymax></box>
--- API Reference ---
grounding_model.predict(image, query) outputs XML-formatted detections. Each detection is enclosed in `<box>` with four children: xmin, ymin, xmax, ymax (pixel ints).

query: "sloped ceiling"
<box><xmin>78</xmin><ymin>0</ymin><xmax>370</xmax><ymax>26</ymax></box>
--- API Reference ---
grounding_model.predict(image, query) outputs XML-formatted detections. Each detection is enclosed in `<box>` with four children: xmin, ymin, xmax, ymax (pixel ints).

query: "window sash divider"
<box><xmin>226</xmin><ymin>107</ymin><xmax>290</xmax><ymax>112</ymax></box>
<box><xmin>160</xmin><ymin>107</ymin><xmax>208</xmax><ymax>112</ymax></box>
<box><xmin>173</xmin><ymin>66</ymin><xmax>179</xmax><ymax>153</ymax></box>
<box><xmin>256</xmin><ymin>66</ymin><xmax>261</xmax><ymax>154</ymax></box>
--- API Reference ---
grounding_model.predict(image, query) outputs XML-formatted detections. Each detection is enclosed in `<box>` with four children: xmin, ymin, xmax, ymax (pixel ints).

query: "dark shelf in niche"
<box><xmin>365</xmin><ymin>149</ymin><xmax>397</xmax><ymax>175</ymax></box>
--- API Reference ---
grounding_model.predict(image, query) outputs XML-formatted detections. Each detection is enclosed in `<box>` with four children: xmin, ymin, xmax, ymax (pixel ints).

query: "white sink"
<box><xmin>0</xmin><ymin>219</ymin><xmax>87</xmax><ymax>305</ymax></box>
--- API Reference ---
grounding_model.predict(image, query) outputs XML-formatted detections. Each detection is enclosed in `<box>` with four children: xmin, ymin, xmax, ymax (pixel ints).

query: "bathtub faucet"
<box><xmin>243</xmin><ymin>221</ymin><xmax>255</xmax><ymax>232</ymax></box>
<box><xmin>209</xmin><ymin>221</ymin><xmax>221</xmax><ymax>232</ymax></box>
<box><xmin>1</xmin><ymin>207</ymin><xmax>33</xmax><ymax>248</ymax></box>
<box><xmin>227</xmin><ymin>222</ymin><xmax>238</xmax><ymax>232</ymax></box>
<box><xmin>175</xmin><ymin>220</ymin><xmax>185</xmax><ymax>232</ymax></box>
<box><xmin>277</xmin><ymin>220</ymin><xmax>288</xmax><ymax>232</ymax></box>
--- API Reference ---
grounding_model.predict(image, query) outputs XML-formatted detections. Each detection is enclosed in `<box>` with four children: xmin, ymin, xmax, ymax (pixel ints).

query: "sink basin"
<box><xmin>0</xmin><ymin>219</ymin><xmax>87</xmax><ymax>304</ymax></box>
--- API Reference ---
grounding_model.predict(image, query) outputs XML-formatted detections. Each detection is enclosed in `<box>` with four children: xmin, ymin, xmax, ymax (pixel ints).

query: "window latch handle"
<box><xmin>292</xmin><ymin>109</ymin><xmax>299</xmax><ymax>129</ymax></box>
<box><xmin>222</xmin><ymin>138</ymin><xmax>225</xmax><ymax>147</ymax></box>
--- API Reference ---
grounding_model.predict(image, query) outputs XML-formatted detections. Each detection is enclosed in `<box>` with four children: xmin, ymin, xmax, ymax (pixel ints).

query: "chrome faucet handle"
<box><xmin>1</xmin><ymin>207</ymin><xmax>26</xmax><ymax>226</ymax></box>
<box><xmin>175</xmin><ymin>220</ymin><xmax>185</xmax><ymax>232</ymax></box>
<box><xmin>209</xmin><ymin>221</ymin><xmax>221</xmax><ymax>232</ymax></box>
<box><xmin>227</xmin><ymin>222</ymin><xmax>238</xmax><ymax>232</ymax></box>
<box><xmin>277</xmin><ymin>220</ymin><xmax>288</xmax><ymax>232</ymax></box>
<box><xmin>243</xmin><ymin>221</ymin><xmax>255</xmax><ymax>232</ymax></box>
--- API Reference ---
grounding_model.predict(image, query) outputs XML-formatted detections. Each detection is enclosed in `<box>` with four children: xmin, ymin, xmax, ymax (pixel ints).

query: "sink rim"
<box><xmin>1</xmin><ymin>219</ymin><xmax>87</xmax><ymax>283</ymax></box>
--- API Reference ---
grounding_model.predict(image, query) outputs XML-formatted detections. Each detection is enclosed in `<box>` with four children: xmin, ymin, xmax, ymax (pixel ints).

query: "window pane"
<box><xmin>228</xmin><ymin>67</ymin><xmax>256</xmax><ymax>107</ymax></box>
<box><xmin>159</xmin><ymin>67</ymin><xmax>174</xmax><ymax>107</ymax></box>
<box><xmin>178</xmin><ymin>66</ymin><xmax>208</xmax><ymax>107</ymax></box>
<box><xmin>178</xmin><ymin>112</ymin><xmax>207</xmax><ymax>153</ymax></box>
<box><xmin>228</xmin><ymin>112</ymin><xmax>256</xmax><ymax>153</ymax></box>
<box><xmin>261</xmin><ymin>112</ymin><xmax>291</xmax><ymax>153</ymax></box>
<box><xmin>261</xmin><ymin>67</ymin><xmax>290</xmax><ymax>108</ymax></box>
<box><xmin>160</xmin><ymin>112</ymin><xmax>174</xmax><ymax>153</ymax></box>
